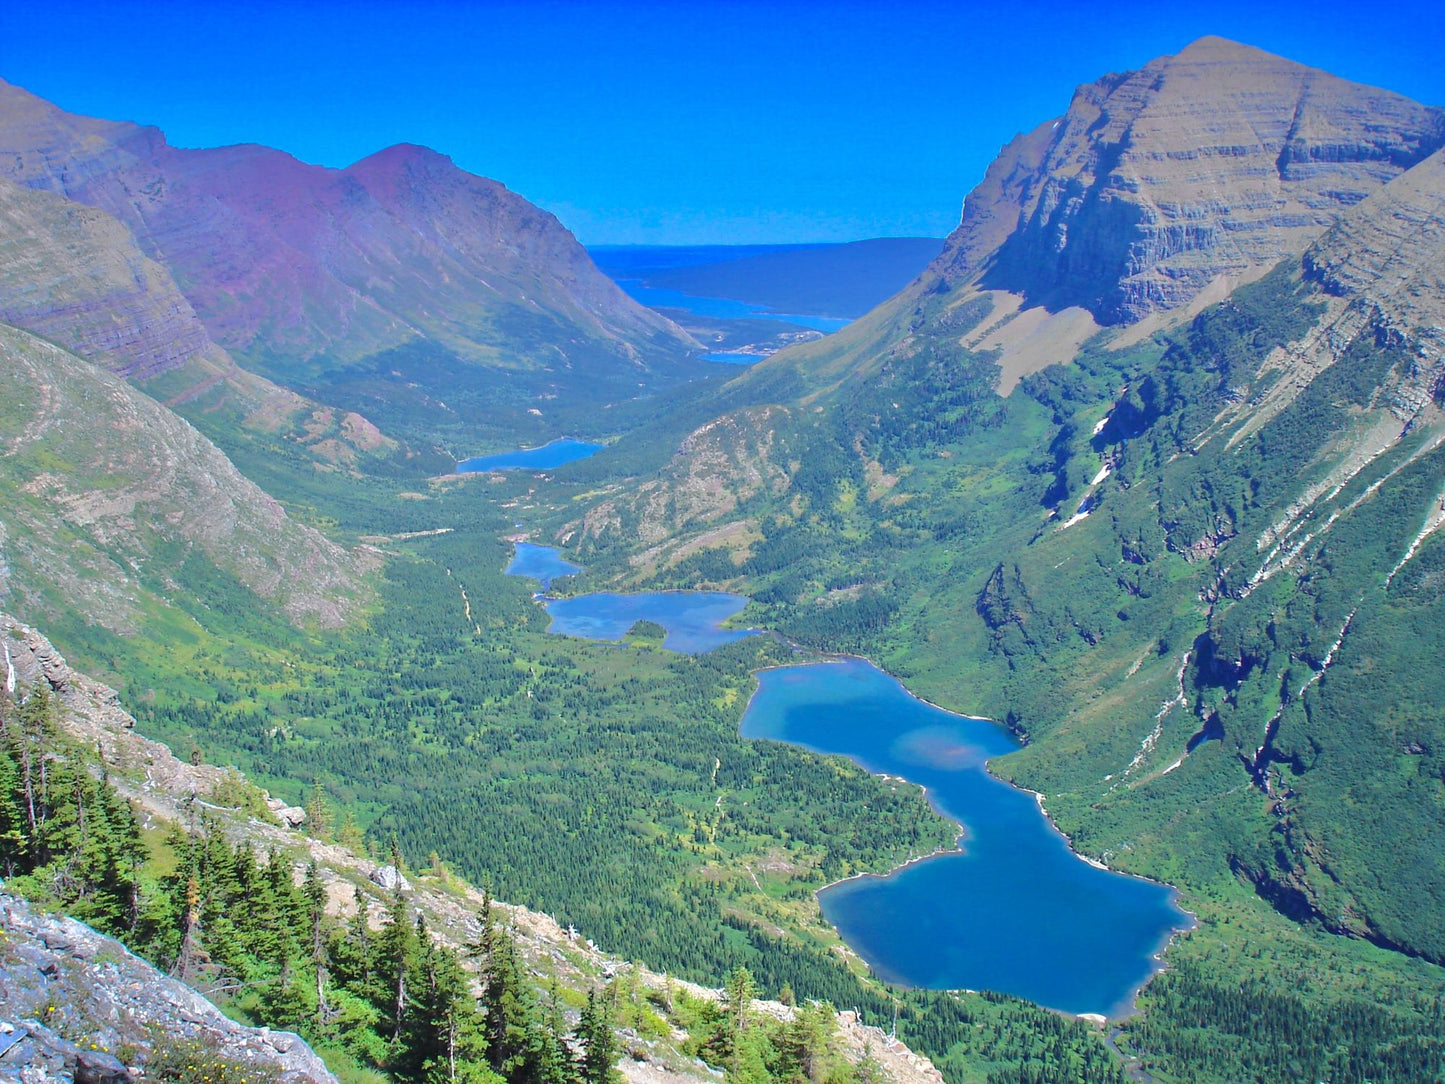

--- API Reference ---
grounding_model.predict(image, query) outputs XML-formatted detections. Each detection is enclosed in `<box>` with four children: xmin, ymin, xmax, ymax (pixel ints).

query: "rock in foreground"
<box><xmin>0</xmin><ymin>892</ymin><xmax>336</xmax><ymax>1083</ymax></box>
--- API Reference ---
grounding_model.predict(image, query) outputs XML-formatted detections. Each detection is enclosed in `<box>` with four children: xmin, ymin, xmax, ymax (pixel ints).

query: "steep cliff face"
<box><xmin>0</xmin><ymin>79</ymin><xmax>694</xmax><ymax>382</ymax></box>
<box><xmin>0</xmin><ymin>323</ymin><xmax>377</xmax><ymax>633</ymax></box>
<box><xmin>0</xmin><ymin>175</ymin><xmax>219</xmax><ymax>382</ymax></box>
<box><xmin>1303</xmin><ymin>148</ymin><xmax>1445</xmax><ymax>352</ymax></box>
<box><xmin>952</xmin><ymin>36</ymin><xmax>1445</xmax><ymax>323</ymax></box>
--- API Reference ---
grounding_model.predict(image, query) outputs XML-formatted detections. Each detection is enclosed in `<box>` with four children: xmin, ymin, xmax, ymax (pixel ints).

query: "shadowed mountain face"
<box><xmin>0</xmin><ymin>78</ymin><xmax>695</xmax><ymax>387</ymax></box>
<box><xmin>944</xmin><ymin>36</ymin><xmax>1445</xmax><ymax>324</ymax></box>
<box><xmin>0</xmin><ymin>173</ymin><xmax>398</xmax><ymax>469</ymax></box>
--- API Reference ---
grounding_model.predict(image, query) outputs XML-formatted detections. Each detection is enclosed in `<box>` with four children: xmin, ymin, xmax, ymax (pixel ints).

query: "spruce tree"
<box><xmin>577</xmin><ymin>988</ymin><xmax>618</xmax><ymax>1084</ymax></box>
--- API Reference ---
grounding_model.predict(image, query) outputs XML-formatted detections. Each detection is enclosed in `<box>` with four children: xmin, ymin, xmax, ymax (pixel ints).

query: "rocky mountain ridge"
<box><xmin>676</xmin><ymin>36</ymin><xmax>1445</xmax><ymax>421</ymax></box>
<box><xmin>576</xmin><ymin>37</ymin><xmax>1445</xmax><ymax>560</ymax></box>
<box><xmin>958</xmin><ymin>36</ymin><xmax>1445</xmax><ymax>323</ymax></box>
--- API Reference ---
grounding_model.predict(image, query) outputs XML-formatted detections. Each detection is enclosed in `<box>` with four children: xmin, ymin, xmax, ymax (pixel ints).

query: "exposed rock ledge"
<box><xmin>0</xmin><ymin>892</ymin><xmax>336</xmax><ymax>1083</ymax></box>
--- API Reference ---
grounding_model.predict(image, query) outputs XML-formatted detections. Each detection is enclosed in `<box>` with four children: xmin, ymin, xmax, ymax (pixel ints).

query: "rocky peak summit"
<box><xmin>937</xmin><ymin>35</ymin><xmax>1445</xmax><ymax>323</ymax></box>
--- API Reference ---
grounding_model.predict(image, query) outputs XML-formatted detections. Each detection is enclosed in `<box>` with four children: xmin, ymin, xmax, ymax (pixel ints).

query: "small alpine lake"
<box><xmin>504</xmin><ymin>542</ymin><xmax>581</xmax><ymax>590</ymax></box>
<box><xmin>544</xmin><ymin>591</ymin><xmax>756</xmax><ymax>654</ymax></box>
<box><xmin>503</xmin><ymin>543</ymin><xmax>755</xmax><ymax>654</ymax></box>
<box><xmin>457</xmin><ymin>438</ymin><xmax>603</xmax><ymax>473</ymax></box>
<box><xmin>741</xmin><ymin>658</ymin><xmax>1192</xmax><ymax>1018</ymax></box>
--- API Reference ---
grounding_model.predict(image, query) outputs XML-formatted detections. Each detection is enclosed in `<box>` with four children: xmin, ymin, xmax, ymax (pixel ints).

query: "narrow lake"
<box><xmin>741</xmin><ymin>658</ymin><xmax>1191</xmax><ymax>1018</ymax></box>
<box><xmin>506</xmin><ymin>544</ymin><xmax>1189</xmax><ymax>1016</ymax></box>
<box><xmin>457</xmin><ymin>438</ymin><xmax>603</xmax><ymax>472</ymax></box>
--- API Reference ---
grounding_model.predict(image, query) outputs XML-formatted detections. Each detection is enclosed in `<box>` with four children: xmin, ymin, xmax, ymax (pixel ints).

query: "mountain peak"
<box><xmin>935</xmin><ymin>40</ymin><xmax>1445</xmax><ymax>323</ymax></box>
<box><xmin>348</xmin><ymin>141</ymin><xmax>454</xmax><ymax>173</ymax></box>
<box><xmin>0</xmin><ymin>82</ymin><xmax>694</xmax><ymax>377</ymax></box>
<box><xmin>1172</xmin><ymin>34</ymin><xmax>1281</xmax><ymax>64</ymax></box>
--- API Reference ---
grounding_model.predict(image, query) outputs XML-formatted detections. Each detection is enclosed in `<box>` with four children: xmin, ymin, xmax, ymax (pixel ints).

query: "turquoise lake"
<box><xmin>740</xmin><ymin>658</ymin><xmax>1191</xmax><ymax>1018</ymax></box>
<box><xmin>457</xmin><ymin>439</ymin><xmax>603</xmax><ymax>472</ymax></box>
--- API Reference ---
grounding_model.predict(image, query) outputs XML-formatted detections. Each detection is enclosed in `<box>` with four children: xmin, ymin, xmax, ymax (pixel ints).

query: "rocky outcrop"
<box><xmin>0</xmin><ymin>79</ymin><xmax>693</xmax><ymax>376</ymax></box>
<box><xmin>570</xmin><ymin>406</ymin><xmax>792</xmax><ymax>567</ymax></box>
<box><xmin>1303</xmin><ymin>149</ymin><xmax>1445</xmax><ymax>355</ymax></box>
<box><xmin>935</xmin><ymin>36</ymin><xmax>1445</xmax><ymax>324</ymax></box>
<box><xmin>0</xmin><ymin>325</ymin><xmax>377</xmax><ymax>632</ymax></box>
<box><xmin>0</xmin><ymin>893</ymin><xmax>337</xmax><ymax>1083</ymax></box>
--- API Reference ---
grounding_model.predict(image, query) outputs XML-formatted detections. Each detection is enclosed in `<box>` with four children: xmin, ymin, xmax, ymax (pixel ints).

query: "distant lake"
<box><xmin>741</xmin><ymin>658</ymin><xmax>1190</xmax><ymax>1018</ymax></box>
<box><xmin>505</xmin><ymin>542</ymin><xmax>580</xmax><ymax>590</ymax></box>
<box><xmin>703</xmin><ymin>352</ymin><xmax>763</xmax><ymax>365</ymax></box>
<box><xmin>503</xmin><ymin>543</ymin><xmax>756</xmax><ymax>654</ymax></box>
<box><xmin>457</xmin><ymin>439</ymin><xmax>603</xmax><ymax>473</ymax></box>
<box><xmin>616</xmin><ymin>280</ymin><xmax>850</xmax><ymax>334</ymax></box>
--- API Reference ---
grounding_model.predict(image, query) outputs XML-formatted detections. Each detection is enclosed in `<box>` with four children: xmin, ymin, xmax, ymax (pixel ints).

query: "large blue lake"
<box><xmin>741</xmin><ymin>658</ymin><xmax>1190</xmax><ymax>1018</ymax></box>
<box><xmin>457</xmin><ymin>439</ymin><xmax>603</xmax><ymax>473</ymax></box>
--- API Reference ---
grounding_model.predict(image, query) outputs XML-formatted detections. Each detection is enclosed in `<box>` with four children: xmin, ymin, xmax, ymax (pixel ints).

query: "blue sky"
<box><xmin>4</xmin><ymin>1</ymin><xmax>1443</xmax><ymax>244</ymax></box>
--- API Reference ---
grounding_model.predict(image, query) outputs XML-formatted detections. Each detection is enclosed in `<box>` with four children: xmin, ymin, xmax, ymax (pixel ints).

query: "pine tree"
<box><xmin>577</xmin><ymin>988</ymin><xmax>618</xmax><ymax>1084</ymax></box>
<box><xmin>724</xmin><ymin>966</ymin><xmax>756</xmax><ymax>1078</ymax></box>
<box><xmin>306</xmin><ymin>861</ymin><xmax>330</xmax><ymax>1030</ymax></box>
<box><xmin>380</xmin><ymin>892</ymin><xmax>418</xmax><ymax>1044</ymax></box>
<box><xmin>305</xmin><ymin>779</ymin><xmax>331</xmax><ymax>840</ymax></box>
